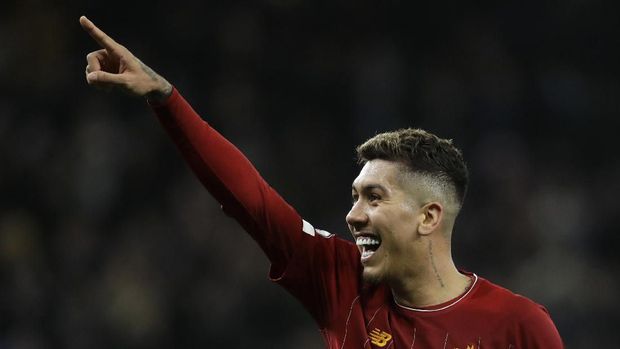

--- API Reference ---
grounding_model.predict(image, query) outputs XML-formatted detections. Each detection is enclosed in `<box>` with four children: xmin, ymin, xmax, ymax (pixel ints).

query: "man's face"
<box><xmin>347</xmin><ymin>159</ymin><xmax>424</xmax><ymax>284</ymax></box>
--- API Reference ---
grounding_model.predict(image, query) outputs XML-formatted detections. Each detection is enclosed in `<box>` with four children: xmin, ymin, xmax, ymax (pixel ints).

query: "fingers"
<box><xmin>79</xmin><ymin>16</ymin><xmax>121</xmax><ymax>52</ymax></box>
<box><xmin>80</xmin><ymin>16</ymin><xmax>155</xmax><ymax>96</ymax></box>
<box><xmin>86</xmin><ymin>70</ymin><xmax>126</xmax><ymax>86</ymax></box>
<box><xmin>85</xmin><ymin>49</ymin><xmax>106</xmax><ymax>73</ymax></box>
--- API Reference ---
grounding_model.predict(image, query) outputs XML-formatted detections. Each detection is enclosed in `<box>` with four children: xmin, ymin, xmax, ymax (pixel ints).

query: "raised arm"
<box><xmin>79</xmin><ymin>16</ymin><xmax>172</xmax><ymax>102</ymax></box>
<box><xmin>79</xmin><ymin>16</ymin><xmax>304</xmax><ymax>270</ymax></box>
<box><xmin>80</xmin><ymin>18</ymin><xmax>369</xmax><ymax>328</ymax></box>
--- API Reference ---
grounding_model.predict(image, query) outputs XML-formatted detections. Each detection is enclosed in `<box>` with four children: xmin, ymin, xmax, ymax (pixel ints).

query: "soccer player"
<box><xmin>80</xmin><ymin>16</ymin><xmax>564</xmax><ymax>348</ymax></box>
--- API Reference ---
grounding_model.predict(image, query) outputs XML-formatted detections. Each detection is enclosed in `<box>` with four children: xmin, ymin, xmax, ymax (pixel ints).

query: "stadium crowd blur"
<box><xmin>1</xmin><ymin>1</ymin><xmax>618</xmax><ymax>348</ymax></box>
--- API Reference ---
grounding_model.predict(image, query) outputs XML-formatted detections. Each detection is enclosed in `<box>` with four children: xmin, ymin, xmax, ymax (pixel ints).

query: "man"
<box><xmin>80</xmin><ymin>16</ymin><xmax>563</xmax><ymax>348</ymax></box>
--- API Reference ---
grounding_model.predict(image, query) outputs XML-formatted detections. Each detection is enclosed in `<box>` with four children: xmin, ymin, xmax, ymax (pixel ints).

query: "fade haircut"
<box><xmin>356</xmin><ymin>128</ymin><xmax>469</xmax><ymax>207</ymax></box>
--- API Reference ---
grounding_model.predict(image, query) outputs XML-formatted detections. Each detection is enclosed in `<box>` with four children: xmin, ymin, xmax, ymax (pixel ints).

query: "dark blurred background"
<box><xmin>1</xmin><ymin>0</ymin><xmax>619</xmax><ymax>348</ymax></box>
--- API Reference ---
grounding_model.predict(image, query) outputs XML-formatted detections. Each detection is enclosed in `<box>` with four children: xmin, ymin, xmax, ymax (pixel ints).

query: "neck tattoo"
<box><xmin>428</xmin><ymin>240</ymin><xmax>445</xmax><ymax>288</ymax></box>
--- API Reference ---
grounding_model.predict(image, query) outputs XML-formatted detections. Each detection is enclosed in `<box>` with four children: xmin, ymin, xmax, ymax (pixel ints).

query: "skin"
<box><xmin>347</xmin><ymin>159</ymin><xmax>471</xmax><ymax>308</ymax></box>
<box><xmin>80</xmin><ymin>16</ymin><xmax>472</xmax><ymax>309</ymax></box>
<box><xmin>79</xmin><ymin>16</ymin><xmax>172</xmax><ymax>102</ymax></box>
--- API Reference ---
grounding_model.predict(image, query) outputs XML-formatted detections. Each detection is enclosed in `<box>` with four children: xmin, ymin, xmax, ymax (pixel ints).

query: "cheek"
<box><xmin>383</xmin><ymin>208</ymin><xmax>420</xmax><ymax>250</ymax></box>
<box><xmin>395</xmin><ymin>205</ymin><xmax>420</xmax><ymax>231</ymax></box>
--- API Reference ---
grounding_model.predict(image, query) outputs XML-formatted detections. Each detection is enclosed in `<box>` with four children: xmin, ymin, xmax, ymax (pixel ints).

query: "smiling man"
<box><xmin>79</xmin><ymin>16</ymin><xmax>564</xmax><ymax>348</ymax></box>
<box><xmin>350</xmin><ymin>131</ymin><xmax>472</xmax><ymax>307</ymax></box>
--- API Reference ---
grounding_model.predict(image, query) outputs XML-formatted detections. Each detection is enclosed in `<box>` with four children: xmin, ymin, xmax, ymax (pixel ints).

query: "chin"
<box><xmin>362</xmin><ymin>268</ymin><xmax>384</xmax><ymax>285</ymax></box>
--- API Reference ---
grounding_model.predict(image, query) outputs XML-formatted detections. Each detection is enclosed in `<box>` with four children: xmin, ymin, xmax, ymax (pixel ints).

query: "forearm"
<box><xmin>80</xmin><ymin>17</ymin><xmax>302</xmax><ymax>267</ymax></box>
<box><xmin>149</xmin><ymin>88</ymin><xmax>301</xmax><ymax>266</ymax></box>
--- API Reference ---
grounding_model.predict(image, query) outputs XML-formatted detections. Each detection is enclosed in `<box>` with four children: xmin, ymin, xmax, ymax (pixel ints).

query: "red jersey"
<box><xmin>151</xmin><ymin>88</ymin><xmax>564</xmax><ymax>349</ymax></box>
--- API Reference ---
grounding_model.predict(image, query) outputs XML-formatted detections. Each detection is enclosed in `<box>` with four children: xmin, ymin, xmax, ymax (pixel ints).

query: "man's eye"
<box><xmin>368</xmin><ymin>194</ymin><xmax>381</xmax><ymax>202</ymax></box>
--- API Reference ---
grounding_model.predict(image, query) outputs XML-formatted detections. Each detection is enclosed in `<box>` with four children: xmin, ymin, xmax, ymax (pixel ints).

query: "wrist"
<box><xmin>145</xmin><ymin>80</ymin><xmax>173</xmax><ymax>104</ymax></box>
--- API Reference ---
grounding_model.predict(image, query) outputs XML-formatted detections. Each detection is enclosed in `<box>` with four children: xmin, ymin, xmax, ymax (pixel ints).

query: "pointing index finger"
<box><xmin>79</xmin><ymin>16</ymin><xmax>121</xmax><ymax>51</ymax></box>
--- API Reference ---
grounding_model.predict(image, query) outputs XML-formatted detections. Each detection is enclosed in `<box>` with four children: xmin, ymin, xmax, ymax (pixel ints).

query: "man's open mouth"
<box><xmin>356</xmin><ymin>236</ymin><xmax>381</xmax><ymax>261</ymax></box>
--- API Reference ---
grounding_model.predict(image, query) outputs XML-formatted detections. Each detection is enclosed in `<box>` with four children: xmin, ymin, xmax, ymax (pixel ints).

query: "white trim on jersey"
<box><xmin>302</xmin><ymin>219</ymin><xmax>315</xmax><ymax>236</ymax></box>
<box><xmin>394</xmin><ymin>274</ymin><xmax>479</xmax><ymax>313</ymax></box>
<box><xmin>302</xmin><ymin>219</ymin><xmax>334</xmax><ymax>238</ymax></box>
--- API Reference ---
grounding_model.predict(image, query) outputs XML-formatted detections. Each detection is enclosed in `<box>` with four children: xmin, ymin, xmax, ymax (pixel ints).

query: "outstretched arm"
<box><xmin>80</xmin><ymin>18</ymin><xmax>363</xmax><ymax>327</ymax></box>
<box><xmin>79</xmin><ymin>16</ymin><xmax>304</xmax><ymax>270</ymax></box>
<box><xmin>79</xmin><ymin>16</ymin><xmax>172</xmax><ymax>102</ymax></box>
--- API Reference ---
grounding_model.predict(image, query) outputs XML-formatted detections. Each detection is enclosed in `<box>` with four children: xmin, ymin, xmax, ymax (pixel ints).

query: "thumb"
<box><xmin>86</xmin><ymin>71</ymin><xmax>125</xmax><ymax>85</ymax></box>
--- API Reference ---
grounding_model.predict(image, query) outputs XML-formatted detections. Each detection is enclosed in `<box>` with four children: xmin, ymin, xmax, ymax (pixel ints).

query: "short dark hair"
<box><xmin>356</xmin><ymin>128</ymin><xmax>469</xmax><ymax>205</ymax></box>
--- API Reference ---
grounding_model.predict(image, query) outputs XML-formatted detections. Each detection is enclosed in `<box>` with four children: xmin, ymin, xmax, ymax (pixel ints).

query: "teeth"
<box><xmin>356</xmin><ymin>236</ymin><xmax>381</xmax><ymax>246</ymax></box>
<box><xmin>362</xmin><ymin>250</ymin><xmax>375</xmax><ymax>259</ymax></box>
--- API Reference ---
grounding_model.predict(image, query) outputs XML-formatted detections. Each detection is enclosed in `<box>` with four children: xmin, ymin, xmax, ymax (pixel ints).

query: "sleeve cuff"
<box><xmin>147</xmin><ymin>87</ymin><xmax>179</xmax><ymax>108</ymax></box>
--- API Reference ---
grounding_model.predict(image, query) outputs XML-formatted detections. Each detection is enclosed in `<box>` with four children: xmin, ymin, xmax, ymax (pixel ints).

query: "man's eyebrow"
<box><xmin>351</xmin><ymin>183</ymin><xmax>388</xmax><ymax>193</ymax></box>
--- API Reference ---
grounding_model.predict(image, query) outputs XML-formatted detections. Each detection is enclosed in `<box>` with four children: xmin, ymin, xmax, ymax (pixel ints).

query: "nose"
<box><xmin>346</xmin><ymin>201</ymin><xmax>368</xmax><ymax>230</ymax></box>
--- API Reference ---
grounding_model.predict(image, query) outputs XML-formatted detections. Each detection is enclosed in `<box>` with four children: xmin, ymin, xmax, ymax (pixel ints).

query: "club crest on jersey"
<box><xmin>369</xmin><ymin>328</ymin><xmax>392</xmax><ymax>347</ymax></box>
<box><xmin>454</xmin><ymin>345</ymin><xmax>475</xmax><ymax>349</ymax></box>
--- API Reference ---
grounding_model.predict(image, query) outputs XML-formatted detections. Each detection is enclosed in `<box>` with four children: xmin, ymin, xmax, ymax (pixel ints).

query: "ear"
<box><xmin>417</xmin><ymin>202</ymin><xmax>443</xmax><ymax>236</ymax></box>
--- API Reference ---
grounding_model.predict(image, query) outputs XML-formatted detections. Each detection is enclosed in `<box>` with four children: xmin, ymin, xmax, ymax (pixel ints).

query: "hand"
<box><xmin>79</xmin><ymin>16</ymin><xmax>172</xmax><ymax>102</ymax></box>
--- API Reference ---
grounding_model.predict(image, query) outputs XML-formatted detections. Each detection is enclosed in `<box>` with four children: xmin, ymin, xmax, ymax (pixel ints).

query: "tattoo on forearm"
<box><xmin>138</xmin><ymin>59</ymin><xmax>172</xmax><ymax>100</ymax></box>
<box><xmin>429</xmin><ymin>240</ymin><xmax>445</xmax><ymax>288</ymax></box>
